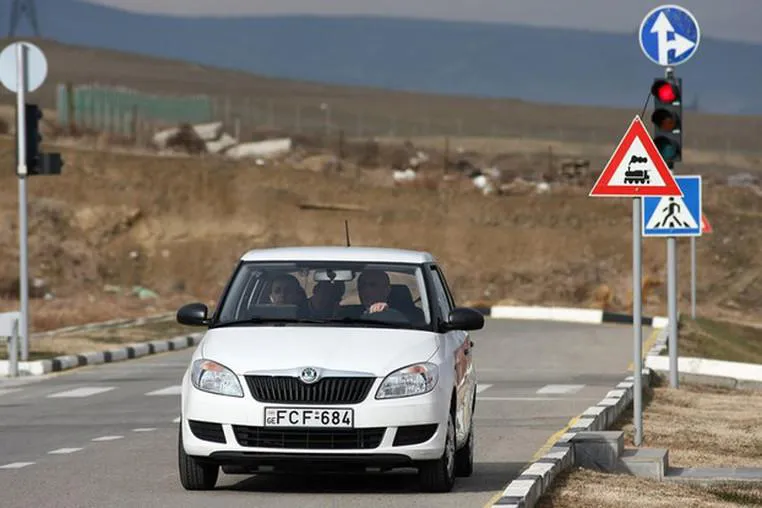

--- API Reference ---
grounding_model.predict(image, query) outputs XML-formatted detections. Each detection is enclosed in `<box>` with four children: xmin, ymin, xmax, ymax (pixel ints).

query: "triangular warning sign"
<box><xmin>589</xmin><ymin>116</ymin><xmax>683</xmax><ymax>197</ymax></box>
<box><xmin>645</xmin><ymin>195</ymin><xmax>698</xmax><ymax>230</ymax></box>
<box><xmin>701</xmin><ymin>214</ymin><xmax>712</xmax><ymax>233</ymax></box>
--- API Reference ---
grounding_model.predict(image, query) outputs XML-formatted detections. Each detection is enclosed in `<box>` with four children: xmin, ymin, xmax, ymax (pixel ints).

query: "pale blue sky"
<box><xmin>83</xmin><ymin>0</ymin><xmax>762</xmax><ymax>43</ymax></box>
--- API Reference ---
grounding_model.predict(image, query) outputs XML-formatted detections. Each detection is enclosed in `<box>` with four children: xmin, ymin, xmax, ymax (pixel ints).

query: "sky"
<box><xmin>83</xmin><ymin>0</ymin><xmax>762</xmax><ymax>44</ymax></box>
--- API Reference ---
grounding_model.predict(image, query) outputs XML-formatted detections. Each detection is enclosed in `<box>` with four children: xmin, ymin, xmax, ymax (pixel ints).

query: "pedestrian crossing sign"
<box><xmin>642</xmin><ymin>175</ymin><xmax>702</xmax><ymax>237</ymax></box>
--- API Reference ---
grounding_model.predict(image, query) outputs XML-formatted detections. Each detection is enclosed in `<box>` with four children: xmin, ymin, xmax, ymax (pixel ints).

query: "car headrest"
<box><xmin>389</xmin><ymin>284</ymin><xmax>415</xmax><ymax>309</ymax></box>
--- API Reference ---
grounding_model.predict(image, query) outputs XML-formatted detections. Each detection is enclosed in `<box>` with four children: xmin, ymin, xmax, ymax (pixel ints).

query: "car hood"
<box><xmin>199</xmin><ymin>326</ymin><xmax>440</xmax><ymax>377</ymax></box>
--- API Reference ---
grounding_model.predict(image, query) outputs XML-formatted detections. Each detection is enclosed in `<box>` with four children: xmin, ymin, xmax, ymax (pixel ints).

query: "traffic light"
<box><xmin>650</xmin><ymin>77</ymin><xmax>683</xmax><ymax>166</ymax></box>
<box><xmin>23</xmin><ymin>103</ymin><xmax>42</xmax><ymax>172</ymax></box>
<box><xmin>17</xmin><ymin>103</ymin><xmax>63</xmax><ymax>176</ymax></box>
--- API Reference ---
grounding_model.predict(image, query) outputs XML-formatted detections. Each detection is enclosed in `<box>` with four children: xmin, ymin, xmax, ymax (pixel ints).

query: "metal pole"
<box><xmin>16</xmin><ymin>43</ymin><xmax>30</xmax><ymax>362</ymax></box>
<box><xmin>9</xmin><ymin>318</ymin><xmax>19</xmax><ymax>377</ymax></box>
<box><xmin>690</xmin><ymin>236</ymin><xmax>696</xmax><ymax>319</ymax></box>
<box><xmin>668</xmin><ymin>237</ymin><xmax>679</xmax><ymax>388</ymax></box>
<box><xmin>632</xmin><ymin>198</ymin><xmax>643</xmax><ymax>446</ymax></box>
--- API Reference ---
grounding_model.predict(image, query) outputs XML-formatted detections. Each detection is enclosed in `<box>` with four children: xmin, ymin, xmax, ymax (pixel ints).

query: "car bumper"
<box><xmin>180</xmin><ymin>380</ymin><xmax>450</xmax><ymax>466</ymax></box>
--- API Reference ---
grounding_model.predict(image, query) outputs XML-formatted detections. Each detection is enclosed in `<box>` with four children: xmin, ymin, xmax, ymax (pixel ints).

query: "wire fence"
<box><xmin>53</xmin><ymin>83</ymin><xmax>762</xmax><ymax>158</ymax></box>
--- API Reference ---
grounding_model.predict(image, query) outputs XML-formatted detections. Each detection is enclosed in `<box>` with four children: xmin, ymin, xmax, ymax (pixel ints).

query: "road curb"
<box><xmin>0</xmin><ymin>333</ymin><xmax>203</xmax><ymax>377</ymax></box>
<box><xmin>488</xmin><ymin>366</ymin><xmax>658</xmax><ymax>507</ymax></box>
<box><xmin>475</xmin><ymin>305</ymin><xmax>667</xmax><ymax>328</ymax></box>
<box><xmin>486</xmin><ymin>322</ymin><xmax>669</xmax><ymax>507</ymax></box>
<box><xmin>645</xmin><ymin>326</ymin><xmax>762</xmax><ymax>388</ymax></box>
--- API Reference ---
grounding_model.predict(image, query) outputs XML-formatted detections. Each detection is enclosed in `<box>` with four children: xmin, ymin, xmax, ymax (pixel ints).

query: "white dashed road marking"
<box><xmin>91</xmin><ymin>435</ymin><xmax>123</xmax><ymax>442</ymax></box>
<box><xmin>536</xmin><ymin>384</ymin><xmax>585</xmax><ymax>395</ymax></box>
<box><xmin>477</xmin><ymin>396</ymin><xmax>594</xmax><ymax>401</ymax></box>
<box><xmin>475</xmin><ymin>384</ymin><xmax>492</xmax><ymax>394</ymax></box>
<box><xmin>133</xmin><ymin>428</ymin><xmax>157</xmax><ymax>432</ymax></box>
<box><xmin>48</xmin><ymin>448</ymin><xmax>83</xmax><ymax>455</ymax></box>
<box><xmin>0</xmin><ymin>388</ymin><xmax>22</xmax><ymax>397</ymax></box>
<box><xmin>173</xmin><ymin>416</ymin><xmax>181</xmax><ymax>423</ymax></box>
<box><xmin>145</xmin><ymin>385</ymin><xmax>182</xmax><ymax>396</ymax></box>
<box><xmin>47</xmin><ymin>387</ymin><xmax>116</xmax><ymax>398</ymax></box>
<box><xmin>0</xmin><ymin>462</ymin><xmax>35</xmax><ymax>469</ymax></box>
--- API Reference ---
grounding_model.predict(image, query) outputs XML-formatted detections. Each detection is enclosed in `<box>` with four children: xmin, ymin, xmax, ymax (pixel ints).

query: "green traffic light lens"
<box><xmin>654</xmin><ymin>137</ymin><xmax>679</xmax><ymax>161</ymax></box>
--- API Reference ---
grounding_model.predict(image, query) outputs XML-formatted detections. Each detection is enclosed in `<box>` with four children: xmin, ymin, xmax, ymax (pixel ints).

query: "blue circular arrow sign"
<box><xmin>639</xmin><ymin>4</ymin><xmax>700</xmax><ymax>66</ymax></box>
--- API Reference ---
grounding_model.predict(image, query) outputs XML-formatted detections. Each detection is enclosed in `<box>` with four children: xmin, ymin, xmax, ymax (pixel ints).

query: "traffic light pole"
<box><xmin>15</xmin><ymin>43</ymin><xmax>30</xmax><ymax>362</ymax></box>
<box><xmin>665</xmin><ymin>65</ymin><xmax>679</xmax><ymax>389</ymax></box>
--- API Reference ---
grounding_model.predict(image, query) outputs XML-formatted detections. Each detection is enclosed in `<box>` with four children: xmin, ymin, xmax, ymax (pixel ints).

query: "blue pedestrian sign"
<box><xmin>639</xmin><ymin>5</ymin><xmax>700</xmax><ymax>66</ymax></box>
<box><xmin>642</xmin><ymin>175</ymin><xmax>702</xmax><ymax>237</ymax></box>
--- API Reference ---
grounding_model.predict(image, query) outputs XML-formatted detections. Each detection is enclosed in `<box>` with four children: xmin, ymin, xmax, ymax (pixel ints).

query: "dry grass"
<box><xmin>538</xmin><ymin>469</ymin><xmax>762</xmax><ymax>507</ymax></box>
<box><xmin>0</xmin><ymin>133</ymin><xmax>760</xmax><ymax>338</ymax></box>
<box><xmin>673</xmin><ymin>317</ymin><xmax>762</xmax><ymax>364</ymax></box>
<box><xmin>614</xmin><ymin>384</ymin><xmax>762</xmax><ymax>468</ymax></box>
<box><xmin>539</xmin><ymin>384</ymin><xmax>762</xmax><ymax>507</ymax></box>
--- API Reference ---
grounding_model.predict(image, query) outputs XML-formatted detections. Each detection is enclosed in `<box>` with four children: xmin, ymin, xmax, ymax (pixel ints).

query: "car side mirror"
<box><xmin>177</xmin><ymin>302</ymin><xmax>211</xmax><ymax>326</ymax></box>
<box><xmin>443</xmin><ymin>307</ymin><xmax>485</xmax><ymax>331</ymax></box>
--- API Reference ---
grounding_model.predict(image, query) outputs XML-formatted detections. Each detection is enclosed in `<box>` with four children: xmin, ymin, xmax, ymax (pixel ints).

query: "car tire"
<box><xmin>178</xmin><ymin>423</ymin><xmax>219</xmax><ymax>491</ymax></box>
<box><xmin>418</xmin><ymin>411</ymin><xmax>456</xmax><ymax>493</ymax></box>
<box><xmin>454</xmin><ymin>414</ymin><xmax>474</xmax><ymax>477</ymax></box>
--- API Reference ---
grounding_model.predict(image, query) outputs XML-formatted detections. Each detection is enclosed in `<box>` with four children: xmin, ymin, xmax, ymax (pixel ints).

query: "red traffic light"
<box><xmin>651</xmin><ymin>79</ymin><xmax>680</xmax><ymax>103</ymax></box>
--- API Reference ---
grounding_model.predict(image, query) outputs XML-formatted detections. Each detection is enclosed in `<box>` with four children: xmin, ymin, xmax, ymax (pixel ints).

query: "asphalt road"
<box><xmin>0</xmin><ymin>319</ymin><xmax>647</xmax><ymax>508</ymax></box>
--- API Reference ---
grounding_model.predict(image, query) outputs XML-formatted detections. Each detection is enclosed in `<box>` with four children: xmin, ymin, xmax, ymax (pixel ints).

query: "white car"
<box><xmin>176</xmin><ymin>246</ymin><xmax>484</xmax><ymax>492</ymax></box>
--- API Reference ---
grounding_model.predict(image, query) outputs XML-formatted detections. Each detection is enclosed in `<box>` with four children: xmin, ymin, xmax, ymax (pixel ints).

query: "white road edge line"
<box><xmin>0</xmin><ymin>462</ymin><xmax>35</xmax><ymax>469</ymax></box>
<box><xmin>476</xmin><ymin>396</ymin><xmax>599</xmax><ymax>401</ymax></box>
<box><xmin>48</xmin><ymin>447</ymin><xmax>84</xmax><ymax>455</ymax></box>
<box><xmin>91</xmin><ymin>435</ymin><xmax>123</xmax><ymax>442</ymax></box>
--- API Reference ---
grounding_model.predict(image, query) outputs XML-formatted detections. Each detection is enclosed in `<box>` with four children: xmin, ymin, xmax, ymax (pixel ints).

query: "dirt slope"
<box><xmin>0</xmin><ymin>136</ymin><xmax>759</xmax><ymax>332</ymax></box>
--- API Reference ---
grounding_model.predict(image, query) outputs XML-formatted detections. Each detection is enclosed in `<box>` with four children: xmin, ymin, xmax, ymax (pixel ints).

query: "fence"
<box><xmin>52</xmin><ymin>82</ymin><xmax>762</xmax><ymax>157</ymax></box>
<box><xmin>55</xmin><ymin>83</ymin><xmax>214</xmax><ymax>137</ymax></box>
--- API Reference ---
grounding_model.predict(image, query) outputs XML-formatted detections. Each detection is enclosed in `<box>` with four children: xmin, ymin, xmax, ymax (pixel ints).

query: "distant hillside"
<box><xmin>7</xmin><ymin>0</ymin><xmax>762</xmax><ymax>115</ymax></box>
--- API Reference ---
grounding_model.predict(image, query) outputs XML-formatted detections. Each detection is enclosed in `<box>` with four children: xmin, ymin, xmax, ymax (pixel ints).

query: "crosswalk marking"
<box><xmin>47</xmin><ymin>387</ymin><xmax>115</xmax><ymax>398</ymax></box>
<box><xmin>145</xmin><ymin>385</ymin><xmax>182</xmax><ymax>396</ymax></box>
<box><xmin>48</xmin><ymin>448</ymin><xmax>83</xmax><ymax>455</ymax></box>
<box><xmin>0</xmin><ymin>462</ymin><xmax>35</xmax><ymax>469</ymax></box>
<box><xmin>536</xmin><ymin>384</ymin><xmax>585</xmax><ymax>395</ymax></box>
<box><xmin>92</xmin><ymin>435</ymin><xmax>123</xmax><ymax>442</ymax></box>
<box><xmin>475</xmin><ymin>384</ymin><xmax>492</xmax><ymax>394</ymax></box>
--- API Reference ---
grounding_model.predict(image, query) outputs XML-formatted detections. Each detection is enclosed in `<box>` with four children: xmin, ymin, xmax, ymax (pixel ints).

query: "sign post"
<box><xmin>638</xmin><ymin>4</ymin><xmax>701</xmax><ymax>394</ymax></box>
<box><xmin>643</xmin><ymin>175</ymin><xmax>702</xmax><ymax>389</ymax></box>
<box><xmin>590</xmin><ymin>115</ymin><xmax>682</xmax><ymax>446</ymax></box>
<box><xmin>0</xmin><ymin>41</ymin><xmax>50</xmax><ymax>362</ymax></box>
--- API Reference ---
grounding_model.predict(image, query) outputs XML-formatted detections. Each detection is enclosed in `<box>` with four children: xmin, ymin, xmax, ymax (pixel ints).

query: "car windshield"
<box><xmin>213</xmin><ymin>261</ymin><xmax>432</xmax><ymax>330</ymax></box>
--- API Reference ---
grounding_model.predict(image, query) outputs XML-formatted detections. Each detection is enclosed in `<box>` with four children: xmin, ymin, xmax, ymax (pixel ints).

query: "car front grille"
<box><xmin>245</xmin><ymin>376</ymin><xmax>375</xmax><ymax>404</ymax></box>
<box><xmin>232</xmin><ymin>425</ymin><xmax>386</xmax><ymax>449</ymax></box>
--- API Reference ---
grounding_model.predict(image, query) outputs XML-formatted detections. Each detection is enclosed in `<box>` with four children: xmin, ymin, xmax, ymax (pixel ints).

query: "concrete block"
<box><xmin>571</xmin><ymin>431</ymin><xmax>624</xmax><ymax>472</ymax></box>
<box><xmin>736</xmin><ymin>380</ymin><xmax>762</xmax><ymax>391</ymax></box>
<box><xmin>616</xmin><ymin>448</ymin><xmax>669</xmax><ymax>480</ymax></box>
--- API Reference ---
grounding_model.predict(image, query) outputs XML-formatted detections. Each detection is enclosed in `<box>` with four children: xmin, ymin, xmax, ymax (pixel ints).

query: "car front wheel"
<box><xmin>418</xmin><ymin>411</ymin><xmax>456</xmax><ymax>492</ymax></box>
<box><xmin>178</xmin><ymin>423</ymin><xmax>219</xmax><ymax>490</ymax></box>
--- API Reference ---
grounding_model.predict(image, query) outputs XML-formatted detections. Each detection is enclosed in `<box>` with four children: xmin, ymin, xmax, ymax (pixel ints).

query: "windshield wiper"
<box><xmin>211</xmin><ymin>317</ymin><xmax>329</xmax><ymax>328</ymax></box>
<box><xmin>323</xmin><ymin>316</ymin><xmax>413</xmax><ymax>328</ymax></box>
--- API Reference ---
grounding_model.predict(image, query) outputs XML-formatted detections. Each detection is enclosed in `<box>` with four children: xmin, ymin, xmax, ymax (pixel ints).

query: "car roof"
<box><xmin>239</xmin><ymin>246</ymin><xmax>436</xmax><ymax>264</ymax></box>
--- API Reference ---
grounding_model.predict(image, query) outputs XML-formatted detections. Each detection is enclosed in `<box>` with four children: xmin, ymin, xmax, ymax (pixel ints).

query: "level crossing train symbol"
<box><xmin>623</xmin><ymin>155</ymin><xmax>650</xmax><ymax>184</ymax></box>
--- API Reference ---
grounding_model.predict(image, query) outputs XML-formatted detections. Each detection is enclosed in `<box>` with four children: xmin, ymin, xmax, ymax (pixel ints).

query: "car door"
<box><xmin>428</xmin><ymin>264</ymin><xmax>472</xmax><ymax>447</ymax></box>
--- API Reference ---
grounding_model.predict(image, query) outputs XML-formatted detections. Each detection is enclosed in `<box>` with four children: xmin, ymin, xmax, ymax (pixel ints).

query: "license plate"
<box><xmin>264</xmin><ymin>407</ymin><xmax>354</xmax><ymax>428</ymax></box>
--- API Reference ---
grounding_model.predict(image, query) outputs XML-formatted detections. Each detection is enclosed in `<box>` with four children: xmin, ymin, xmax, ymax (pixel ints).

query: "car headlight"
<box><xmin>191</xmin><ymin>359</ymin><xmax>244</xmax><ymax>397</ymax></box>
<box><xmin>375</xmin><ymin>362</ymin><xmax>438</xmax><ymax>399</ymax></box>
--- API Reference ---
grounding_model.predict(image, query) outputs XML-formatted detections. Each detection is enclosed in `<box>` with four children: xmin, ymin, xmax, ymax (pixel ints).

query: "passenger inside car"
<box><xmin>307</xmin><ymin>280</ymin><xmax>345</xmax><ymax>318</ymax></box>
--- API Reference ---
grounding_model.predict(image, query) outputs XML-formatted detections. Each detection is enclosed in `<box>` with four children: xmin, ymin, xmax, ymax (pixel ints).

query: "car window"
<box><xmin>214</xmin><ymin>261</ymin><xmax>432</xmax><ymax>330</ymax></box>
<box><xmin>428</xmin><ymin>266</ymin><xmax>452</xmax><ymax>320</ymax></box>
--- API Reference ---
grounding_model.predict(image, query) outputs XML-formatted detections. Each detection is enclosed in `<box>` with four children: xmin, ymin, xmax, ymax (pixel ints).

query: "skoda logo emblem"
<box><xmin>300</xmin><ymin>367</ymin><xmax>319</xmax><ymax>384</ymax></box>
